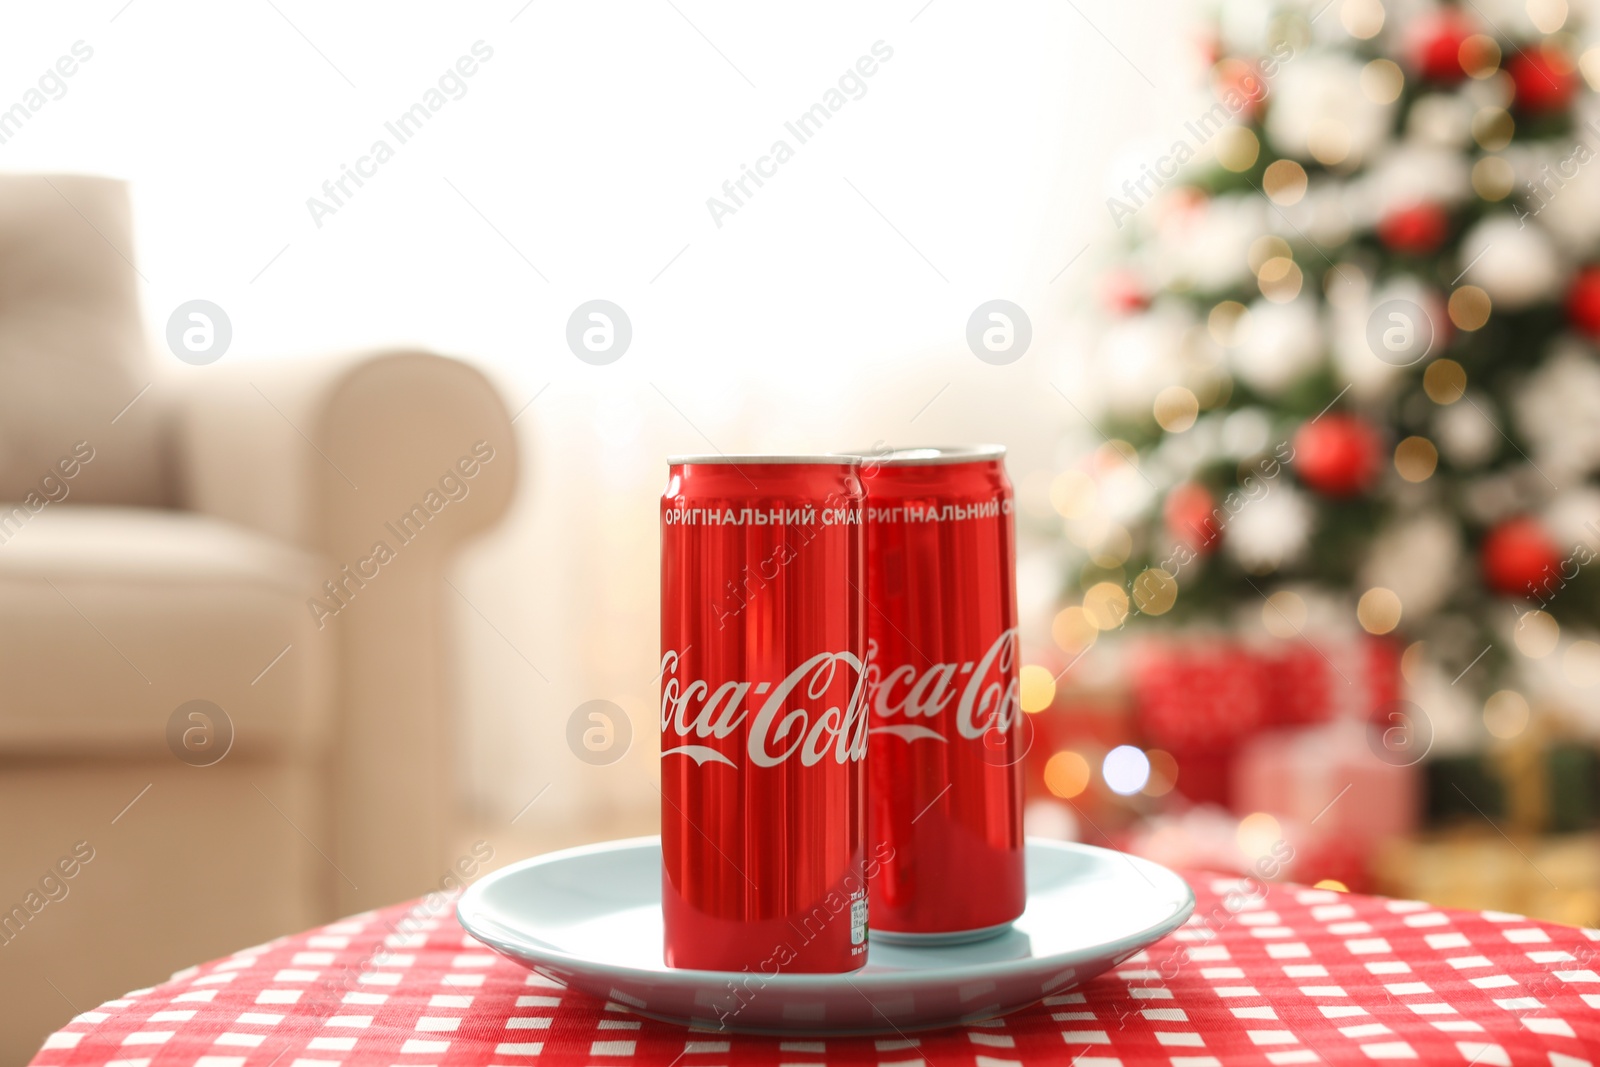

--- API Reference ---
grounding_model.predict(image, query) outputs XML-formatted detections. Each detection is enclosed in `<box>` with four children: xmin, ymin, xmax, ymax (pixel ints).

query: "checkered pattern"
<box><xmin>29</xmin><ymin>872</ymin><xmax>1600</xmax><ymax>1066</ymax></box>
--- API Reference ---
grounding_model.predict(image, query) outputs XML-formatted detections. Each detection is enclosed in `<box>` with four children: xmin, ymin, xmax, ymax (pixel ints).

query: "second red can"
<box><xmin>860</xmin><ymin>445</ymin><xmax>1026</xmax><ymax>942</ymax></box>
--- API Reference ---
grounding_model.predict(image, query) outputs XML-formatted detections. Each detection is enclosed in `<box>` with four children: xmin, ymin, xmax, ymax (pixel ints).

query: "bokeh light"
<box><xmin>1448</xmin><ymin>285</ymin><xmax>1492</xmax><ymax>330</ymax></box>
<box><xmin>1361</xmin><ymin>58</ymin><xmax>1404</xmax><ymax>103</ymax></box>
<box><xmin>1019</xmin><ymin>665</ymin><xmax>1057</xmax><ymax>713</ymax></box>
<box><xmin>1090</xmin><ymin>526</ymin><xmax>1134</xmax><ymax>568</ymax></box>
<box><xmin>1154</xmin><ymin>386</ymin><xmax>1200</xmax><ymax>433</ymax></box>
<box><xmin>1259</xmin><ymin>257</ymin><xmax>1304</xmax><ymax>302</ymax></box>
<box><xmin>1527</xmin><ymin>0</ymin><xmax>1568</xmax><ymax>34</ymax></box>
<box><xmin>1470</xmin><ymin>107</ymin><xmax>1514</xmax><ymax>151</ymax></box>
<box><xmin>1083</xmin><ymin>581</ymin><xmax>1131</xmax><ymax>630</ymax></box>
<box><xmin>1051</xmin><ymin>606</ymin><xmax>1099</xmax><ymax>655</ymax></box>
<box><xmin>1131</xmin><ymin>568</ymin><xmax>1178</xmax><ymax>616</ymax></box>
<box><xmin>1341</xmin><ymin>0</ymin><xmax>1384</xmax><ymax>38</ymax></box>
<box><xmin>1143</xmin><ymin>749</ymin><xmax>1178</xmax><ymax>796</ymax></box>
<box><xmin>1514</xmin><ymin>610</ymin><xmax>1559</xmax><ymax>659</ymax></box>
<box><xmin>1402</xmin><ymin>640</ymin><xmax>1428</xmax><ymax>683</ymax></box>
<box><xmin>1471</xmin><ymin>156</ymin><xmax>1514</xmax><ymax>200</ymax></box>
<box><xmin>1394</xmin><ymin>436</ymin><xmax>1439</xmax><ymax>482</ymax></box>
<box><xmin>1050</xmin><ymin>470</ymin><xmax>1096</xmax><ymax>519</ymax></box>
<box><xmin>1208</xmin><ymin>300</ymin><xmax>1250</xmax><ymax>346</ymax></box>
<box><xmin>1216</xmin><ymin>126</ymin><xmax>1260</xmax><ymax>172</ymax></box>
<box><xmin>1358</xmin><ymin>587</ymin><xmax>1403</xmax><ymax>635</ymax></box>
<box><xmin>1264</xmin><ymin>160</ymin><xmax>1308</xmax><ymax>205</ymax></box>
<box><xmin>1309</xmin><ymin>120</ymin><xmax>1353</xmax><ymax>165</ymax></box>
<box><xmin>1583</xmin><ymin>45</ymin><xmax>1600</xmax><ymax>90</ymax></box>
<box><xmin>1563</xmin><ymin>640</ymin><xmax>1600</xmax><ymax>687</ymax></box>
<box><xmin>1424</xmin><ymin>359</ymin><xmax>1467</xmax><ymax>404</ymax></box>
<box><xmin>1263</xmin><ymin>589</ymin><xmax>1308</xmax><ymax>638</ymax></box>
<box><xmin>1460</xmin><ymin>35</ymin><xmax>1502</xmax><ymax>78</ymax></box>
<box><xmin>1043</xmin><ymin>751</ymin><xmax>1092</xmax><ymax>799</ymax></box>
<box><xmin>1237</xmin><ymin>812</ymin><xmax>1282</xmax><ymax>861</ymax></box>
<box><xmin>1103</xmin><ymin>745</ymin><xmax>1152</xmax><ymax>796</ymax></box>
<box><xmin>1484</xmin><ymin>689</ymin><xmax>1530</xmax><ymax>740</ymax></box>
<box><xmin>1249</xmin><ymin>236</ymin><xmax>1293</xmax><ymax>273</ymax></box>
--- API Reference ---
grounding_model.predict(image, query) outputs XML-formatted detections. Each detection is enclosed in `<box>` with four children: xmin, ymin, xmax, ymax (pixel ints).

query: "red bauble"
<box><xmin>1165</xmin><ymin>482</ymin><xmax>1222</xmax><ymax>553</ymax></box>
<box><xmin>1100</xmin><ymin>269</ymin><xmax>1148</xmax><ymax>314</ymax></box>
<box><xmin>1567</xmin><ymin>267</ymin><xmax>1600</xmax><ymax>338</ymax></box>
<box><xmin>1213</xmin><ymin>58</ymin><xmax>1268</xmax><ymax>119</ymax></box>
<box><xmin>1509</xmin><ymin>49</ymin><xmax>1577</xmax><ymax>114</ymax></box>
<box><xmin>1407</xmin><ymin>8</ymin><xmax>1476</xmax><ymax>81</ymax></box>
<box><xmin>1378</xmin><ymin>203</ymin><xmax>1450</xmax><ymax>255</ymax></box>
<box><xmin>1481</xmin><ymin>517</ymin><xmax>1562</xmax><ymax>597</ymax></box>
<box><xmin>1292</xmin><ymin>414</ymin><xmax>1383</xmax><ymax>497</ymax></box>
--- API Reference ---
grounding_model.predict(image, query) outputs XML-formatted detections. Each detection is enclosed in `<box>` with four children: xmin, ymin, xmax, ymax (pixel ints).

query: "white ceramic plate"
<box><xmin>457</xmin><ymin>836</ymin><xmax>1194</xmax><ymax>1035</ymax></box>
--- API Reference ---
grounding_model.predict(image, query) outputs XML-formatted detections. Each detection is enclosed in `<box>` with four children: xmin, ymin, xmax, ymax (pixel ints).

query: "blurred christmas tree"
<box><xmin>1077</xmin><ymin>0</ymin><xmax>1600</xmax><ymax>703</ymax></box>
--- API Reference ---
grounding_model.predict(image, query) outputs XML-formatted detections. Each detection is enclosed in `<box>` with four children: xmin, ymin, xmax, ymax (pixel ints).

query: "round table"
<box><xmin>28</xmin><ymin>870</ymin><xmax>1600</xmax><ymax>1065</ymax></box>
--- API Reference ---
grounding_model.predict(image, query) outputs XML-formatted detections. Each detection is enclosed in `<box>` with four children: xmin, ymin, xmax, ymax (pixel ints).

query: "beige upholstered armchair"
<box><xmin>0</xmin><ymin>174</ymin><xmax>518</xmax><ymax>1061</ymax></box>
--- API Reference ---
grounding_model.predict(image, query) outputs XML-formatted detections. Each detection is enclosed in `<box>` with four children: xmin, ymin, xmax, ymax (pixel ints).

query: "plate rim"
<box><xmin>457</xmin><ymin>835</ymin><xmax>1196</xmax><ymax>990</ymax></box>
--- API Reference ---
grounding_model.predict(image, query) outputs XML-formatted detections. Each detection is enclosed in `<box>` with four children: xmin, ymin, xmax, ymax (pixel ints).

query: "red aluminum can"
<box><xmin>860</xmin><ymin>445</ymin><xmax>1026</xmax><ymax>942</ymax></box>
<box><xmin>660</xmin><ymin>455</ymin><xmax>870</xmax><ymax>975</ymax></box>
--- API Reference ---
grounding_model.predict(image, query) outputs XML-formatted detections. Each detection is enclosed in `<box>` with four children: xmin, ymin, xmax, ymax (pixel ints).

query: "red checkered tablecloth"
<box><xmin>28</xmin><ymin>870</ymin><xmax>1600</xmax><ymax>1066</ymax></box>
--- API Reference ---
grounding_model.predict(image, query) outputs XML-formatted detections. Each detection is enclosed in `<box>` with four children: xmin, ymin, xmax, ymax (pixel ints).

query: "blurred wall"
<box><xmin>0</xmin><ymin>0</ymin><xmax>1208</xmax><ymax>836</ymax></box>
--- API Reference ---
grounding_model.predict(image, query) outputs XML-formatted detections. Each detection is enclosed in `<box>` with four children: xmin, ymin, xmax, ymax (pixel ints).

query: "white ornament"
<box><xmin>1433</xmin><ymin>395</ymin><xmax>1500</xmax><ymax>468</ymax></box>
<box><xmin>1459</xmin><ymin>215</ymin><xmax>1564</xmax><ymax>310</ymax></box>
<box><xmin>1407</xmin><ymin>93</ymin><xmax>1475</xmax><ymax>149</ymax></box>
<box><xmin>1265</xmin><ymin>52</ymin><xmax>1394</xmax><ymax>167</ymax></box>
<box><xmin>1294</xmin><ymin>181</ymin><xmax>1355</xmax><ymax>247</ymax></box>
<box><xmin>1364</xmin><ymin>145</ymin><xmax>1473</xmax><ymax>217</ymax></box>
<box><xmin>1523</xmin><ymin>109</ymin><xmax>1600</xmax><ymax>258</ymax></box>
<box><xmin>1359</xmin><ymin>513</ymin><xmax>1461</xmax><ymax>621</ymax></box>
<box><xmin>1151</xmin><ymin>195</ymin><xmax>1263</xmax><ymax>293</ymax></box>
<box><xmin>1221</xmin><ymin>407</ymin><xmax>1273</xmax><ymax>458</ymax></box>
<box><xmin>1514</xmin><ymin>345</ymin><xmax>1600</xmax><ymax>481</ymax></box>
<box><xmin>1095</xmin><ymin>306</ymin><xmax>1192</xmax><ymax>418</ymax></box>
<box><xmin>1544</xmin><ymin>488</ymin><xmax>1600</xmax><ymax>551</ymax></box>
<box><xmin>1333</xmin><ymin>275</ymin><xmax>1440</xmax><ymax>400</ymax></box>
<box><xmin>1217</xmin><ymin>0</ymin><xmax>1274</xmax><ymax>54</ymax></box>
<box><xmin>1226</xmin><ymin>484</ymin><xmax>1313</xmax><ymax>572</ymax></box>
<box><xmin>1232</xmin><ymin>297</ymin><xmax>1323</xmax><ymax>396</ymax></box>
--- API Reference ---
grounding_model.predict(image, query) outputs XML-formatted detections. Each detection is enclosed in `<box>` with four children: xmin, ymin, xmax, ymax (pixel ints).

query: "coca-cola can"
<box><xmin>860</xmin><ymin>444</ymin><xmax>1026</xmax><ymax>943</ymax></box>
<box><xmin>660</xmin><ymin>455</ymin><xmax>871</xmax><ymax>975</ymax></box>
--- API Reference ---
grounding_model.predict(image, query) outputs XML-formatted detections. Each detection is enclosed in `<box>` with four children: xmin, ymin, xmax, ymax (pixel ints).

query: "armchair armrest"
<box><xmin>175</xmin><ymin>349</ymin><xmax>516</xmax><ymax>559</ymax></box>
<box><xmin>172</xmin><ymin>349</ymin><xmax>520</xmax><ymax>913</ymax></box>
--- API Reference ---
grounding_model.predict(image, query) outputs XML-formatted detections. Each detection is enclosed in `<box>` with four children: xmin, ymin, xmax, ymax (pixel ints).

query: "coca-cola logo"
<box><xmin>659</xmin><ymin>650</ymin><xmax>869</xmax><ymax>768</ymax></box>
<box><xmin>865</xmin><ymin>628</ymin><xmax>1021</xmax><ymax>743</ymax></box>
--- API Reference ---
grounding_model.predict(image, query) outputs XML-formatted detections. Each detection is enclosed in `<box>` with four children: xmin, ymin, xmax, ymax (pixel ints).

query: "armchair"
<box><xmin>0</xmin><ymin>173</ymin><xmax>518</xmax><ymax>1062</ymax></box>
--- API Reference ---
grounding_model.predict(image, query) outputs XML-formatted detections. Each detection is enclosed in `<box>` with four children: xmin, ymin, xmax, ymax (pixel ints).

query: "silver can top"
<box><xmin>667</xmin><ymin>453</ymin><xmax>860</xmax><ymax>466</ymax></box>
<box><xmin>858</xmin><ymin>444</ymin><xmax>1006</xmax><ymax>466</ymax></box>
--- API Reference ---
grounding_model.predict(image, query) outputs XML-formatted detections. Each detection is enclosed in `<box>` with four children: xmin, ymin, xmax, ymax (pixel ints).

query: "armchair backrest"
<box><xmin>0</xmin><ymin>173</ymin><xmax>169</xmax><ymax>506</ymax></box>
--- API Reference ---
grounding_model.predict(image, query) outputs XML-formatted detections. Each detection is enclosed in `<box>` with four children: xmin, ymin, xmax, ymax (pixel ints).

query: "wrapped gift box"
<box><xmin>1233</xmin><ymin>718</ymin><xmax>1421</xmax><ymax>849</ymax></box>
